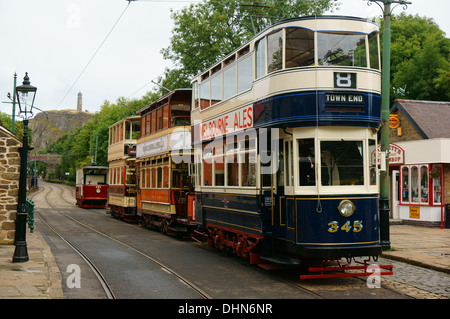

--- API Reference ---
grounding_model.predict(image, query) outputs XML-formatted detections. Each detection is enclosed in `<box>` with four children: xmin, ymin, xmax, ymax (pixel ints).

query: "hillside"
<box><xmin>29</xmin><ymin>110</ymin><xmax>95</xmax><ymax>151</ymax></box>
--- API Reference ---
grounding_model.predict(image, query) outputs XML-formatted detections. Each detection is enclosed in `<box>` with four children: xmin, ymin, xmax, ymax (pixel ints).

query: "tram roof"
<box><xmin>191</xmin><ymin>15</ymin><xmax>379</xmax><ymax>83</ymax></box>
<box><xmin>137</xmin><ymin>88</ymin><xmax>192</xmax><ymax>114</ymax></box>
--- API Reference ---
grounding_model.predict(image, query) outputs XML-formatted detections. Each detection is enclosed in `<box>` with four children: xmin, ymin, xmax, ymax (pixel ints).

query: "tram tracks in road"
<box><xmin>29</xmin><ymin>182</ymin><xmax>213</xmax><ymax>299</ymax></box>
<box><xmin>30</xmin><ymin>182</ymin><xmax>332</xmax><ymax>299</ymax></box>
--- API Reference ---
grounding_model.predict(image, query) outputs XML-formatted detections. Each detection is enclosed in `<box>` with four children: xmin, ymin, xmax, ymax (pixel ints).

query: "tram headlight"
<box><xmin>338</xmin><ymin>200</ymin><xmax>355</xmax><ymax>217</ymax></box>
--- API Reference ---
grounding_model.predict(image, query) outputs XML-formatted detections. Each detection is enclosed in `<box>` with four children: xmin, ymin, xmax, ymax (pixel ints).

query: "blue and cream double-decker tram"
<box><xmin>191</xmin><ymin>16</ymin><xmax>392</xmax><ymax>278</ymax></box>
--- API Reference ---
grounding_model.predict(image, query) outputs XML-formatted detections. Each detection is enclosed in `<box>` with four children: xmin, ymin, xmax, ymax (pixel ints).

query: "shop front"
<box><xmin>388</xmin><ymin>139</ymin><xmax>449</xmax><ymax>228</ymax></box>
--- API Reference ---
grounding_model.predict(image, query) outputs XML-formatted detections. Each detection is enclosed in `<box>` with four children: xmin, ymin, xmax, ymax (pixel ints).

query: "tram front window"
<box><xmin>320</xmin><ymin>141</ymin><xmax>364</xmax><ymax>186</ymax></box>
<box><xmin>317</xmin><ymin>32</ymin><xmax>367</xmax><ymax>67</ymax></box>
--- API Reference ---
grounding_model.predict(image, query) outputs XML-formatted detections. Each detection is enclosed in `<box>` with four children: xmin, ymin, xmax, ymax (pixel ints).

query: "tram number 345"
<box><xmin>328</xmin><ymin>220</ymin><xmax>363</xmax><ymax>233</ymax></box>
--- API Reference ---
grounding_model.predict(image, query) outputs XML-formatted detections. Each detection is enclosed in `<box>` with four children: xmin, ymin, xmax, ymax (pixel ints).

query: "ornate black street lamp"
<box><xmin>12</xmin><ymin>72</ymin><xmax>37</xmax><ymax>263</ymax></box>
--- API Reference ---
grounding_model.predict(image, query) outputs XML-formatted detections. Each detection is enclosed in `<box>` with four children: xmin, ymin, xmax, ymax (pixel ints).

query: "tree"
<box><xmin>0</xmin><ymin>112</ymin><xmax>29</xmax><ymax>142</ymax></box>
<box><xmin>160</xmin><ymin>0</ymin><xmax>338</xmax><ymax>86</ymax></box>
<box><xmin>386</xmin><ymin>13</ymin><xmax>450</xmax><ymax>101</ymax></box>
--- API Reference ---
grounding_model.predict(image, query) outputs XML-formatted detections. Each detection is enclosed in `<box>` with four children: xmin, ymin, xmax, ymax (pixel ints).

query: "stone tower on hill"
<box><xmin>77</xmin><ymin>92</ymin><xmax>82</xmax><ymax>112</ymax></box>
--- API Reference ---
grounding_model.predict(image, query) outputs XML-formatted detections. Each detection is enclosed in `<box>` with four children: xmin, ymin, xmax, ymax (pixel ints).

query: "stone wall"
<box><xmin>0</xmin><ymin>126</ymin><xmax>22</xmax><ymax>244</ymax></box>
<box><xmin>389</xmin><ymin>110</ymin><xmax>424</xmax><ymax>143</ymax></box>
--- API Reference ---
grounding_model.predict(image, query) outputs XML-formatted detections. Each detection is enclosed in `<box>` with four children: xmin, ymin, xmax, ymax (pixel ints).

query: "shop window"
<box><xmin>401</xmin><ymin>164</ymin><xmax>434</xmax><ymax>205</ymax></box>
<box><xmin>401</xmin><ymin>166</ymin><xmax>409</xmax><ymax>203</ymax></box>
<box><xmin>431</xmin><ymin>164</ymin><xmax>442</xmax><ymax>204</ymax></box>
<box><xmin>420</xmin><ymin>166</ymin><xmax>429</xmax><ymax>204</ymax></box>
<box><xmin>411</xmin><ymin>166</ymin><xmax>419</xmax><ymax>203</ymax></box>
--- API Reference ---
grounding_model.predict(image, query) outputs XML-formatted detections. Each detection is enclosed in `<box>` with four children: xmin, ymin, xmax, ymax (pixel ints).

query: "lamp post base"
<box><xmin>12</xmin><ymin>242</ymin><xmax>29</xmax><ymax>263</ymax></box>
<box><xmin>379</xmin><ymin>197</ymin><xmax>391</xmax><ymax>251</ymax></box>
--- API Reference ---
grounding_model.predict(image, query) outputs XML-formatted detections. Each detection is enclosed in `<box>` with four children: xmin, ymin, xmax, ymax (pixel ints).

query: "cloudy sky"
<box><xmin>1</xmin><ymin>0</ymin><xmax>449</xmax><ymax>116</ymax></box>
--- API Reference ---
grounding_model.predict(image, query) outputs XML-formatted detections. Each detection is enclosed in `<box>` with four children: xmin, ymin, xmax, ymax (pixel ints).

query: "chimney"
<box><xmin>77</xmin><ymin>92</ymin><xmax>82</xmax><ymax>111</ymax></box>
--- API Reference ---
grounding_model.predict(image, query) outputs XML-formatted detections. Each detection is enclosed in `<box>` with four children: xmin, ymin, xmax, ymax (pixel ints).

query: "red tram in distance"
<box><xmin>76</xmin><ymin>165</ymin><xmax>109</xmax><ymax>208</ymax></box>
<box><xmin>136</xmin><ymin>89</ymin><xmax>195</xmax><ymax>235</ymax></box>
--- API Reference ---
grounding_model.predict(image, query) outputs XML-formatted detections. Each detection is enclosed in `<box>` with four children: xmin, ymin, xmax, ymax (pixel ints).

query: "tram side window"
<box><xmin>200</xmin><ymin>80</ymin><xmax>211</xmax><ymax>110</ymax></box>
<box><xmin>193</xmin><ymin>81</ymin><xmax>199</xmax><ymax>110</ymax></box>
<box><xmin>211</xmin><ymin>73</ymin><xmax>223</xmax><ymax>106</ymax></box>
<box><xmin>320</xmin><ymin>141</ymin><xmax>364</xmax><ymax>186</ymax></box>
<box><xmin>237</xmin><ymin>55</ymin><xmax>253</xmax><ymax>92</ymax></box>
<box><xmin>317</xmin><ymin>32</ymin><xmax>367</xmax><ymax>67</ymax></box>
<box><xmin>298</xmin><ymin>139</ymin><xmax>315</xmax><ymax>186</ymax></box>
<box><xmin>267</xmin><ymin>30</ymin><xmax>283</xmax><ymax>73</ymax></box>
<box><xmin>223</xmin><ymin>64</ymin><xmax>237</xmax><ymax>100</ymax></box>
<box><xmin>163</xmin><ymin>105</ymin><xmax>170</xmax><ymax>129</ymax></box>
<box><xmin>214</xmin><ymin>142</ymin><xmax>225</xmax><ymax>186</ymax></box>
<box><xmin>255</xmin><ymin>38</ymin><xmax>266</xmax><ymax>79</ymax></box>
<box><xmin>285</xmin><ymin>28</ymin><xmax>315</xmax><ymax>68</ymax></box>
<box><xmin>241</xmin><ymin>139</ymin><xmax>257</xmax><ymax>187</ymax></box>
<box><xmin>132</xmin><ymin>120</ymin><xmax>140</xmax><ymax>140</ymax></box>
<box><xmin>203</xmin><ymin>145</ymin><xmax>213</xmax><ymax>186</ymax></box>
<box><xmin>368</xmin><ymin>32</ymin><xmax>380</xmax><ymax>70</ymax></box>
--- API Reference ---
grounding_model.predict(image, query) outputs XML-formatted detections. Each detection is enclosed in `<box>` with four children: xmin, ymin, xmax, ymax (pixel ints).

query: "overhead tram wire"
<box><xmin>56</xmin><ymin>1</ymin><xmax>132</xmax><ymax>109</ymax></box>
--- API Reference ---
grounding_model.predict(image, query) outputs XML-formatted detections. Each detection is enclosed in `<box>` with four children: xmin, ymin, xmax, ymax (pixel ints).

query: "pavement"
<box><xmin>0</xmin><ymin>222</ymin><xmax>449</xmax><ymax>299</ymax></box>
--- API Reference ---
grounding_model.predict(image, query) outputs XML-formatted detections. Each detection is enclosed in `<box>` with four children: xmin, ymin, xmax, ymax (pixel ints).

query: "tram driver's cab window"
<box><xmin>320</xmin><ymin>141</ymin><xmax>364</xmax><ymax>186</ymax></box>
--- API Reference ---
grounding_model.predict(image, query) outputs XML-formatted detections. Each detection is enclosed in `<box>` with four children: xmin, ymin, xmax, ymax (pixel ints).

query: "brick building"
<box><xmin>388</xmin><ymin>100</ymin><xmax>450</xmax><ymax>227</ymax></box>
<box><xmin>0</xmin><ymin>124</ymin><xmax>22</xmax><ymax>244</ymax></box>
